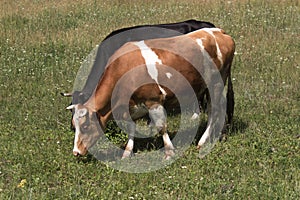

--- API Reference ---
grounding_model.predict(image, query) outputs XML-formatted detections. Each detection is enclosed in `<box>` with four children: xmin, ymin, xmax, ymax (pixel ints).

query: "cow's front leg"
<box><xmin>149</xmin><ymin>104</ymin><xmax>175</xmax><ymax>160</ymax></box>
<box><xmin>162</xmin><ymin>130</ymin><xmax>175</xmax><ymax>160</ymax></box>
<box><xmin>122</xmin><ymin>121</ymin><xmax>135</xmax><ymax>159</ymax></box>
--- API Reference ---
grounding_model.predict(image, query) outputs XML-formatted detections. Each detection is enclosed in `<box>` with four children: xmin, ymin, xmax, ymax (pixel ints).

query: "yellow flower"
<box><xmin>17</xmin><ymin>179</ymin><xmax>27</xmax><ymax>188</ymax></box>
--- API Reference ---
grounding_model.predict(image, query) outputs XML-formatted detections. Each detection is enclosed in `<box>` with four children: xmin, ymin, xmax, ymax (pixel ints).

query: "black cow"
<box><xmin>103</xmin><ymin>19</ymin><xmax>215</xmax><ymax>40</ymax></box>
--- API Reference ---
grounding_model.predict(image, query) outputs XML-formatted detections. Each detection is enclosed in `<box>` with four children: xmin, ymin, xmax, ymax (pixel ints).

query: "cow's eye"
<box><xmin>80</xmin><ymin>125</ymin><xmax>89</xmax><ymax>134</ymax></box>
<box><xmin>81</xmin><ymin>121</ymin><xmax>90</xmax><ymax>132</ymax></box>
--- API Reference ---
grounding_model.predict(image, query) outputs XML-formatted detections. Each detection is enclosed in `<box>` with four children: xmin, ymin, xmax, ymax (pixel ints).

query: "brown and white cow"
<box><xmin>66</xmin><ymin>28</ymin><xmax>235</xmax><ymax>159</ymax></box>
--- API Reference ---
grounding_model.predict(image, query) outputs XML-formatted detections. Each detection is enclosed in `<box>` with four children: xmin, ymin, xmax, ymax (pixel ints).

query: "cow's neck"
<box><xmin>84</xmin><ymin>72</ymin><xmax>115</xmax><ymax>126</ymax></box>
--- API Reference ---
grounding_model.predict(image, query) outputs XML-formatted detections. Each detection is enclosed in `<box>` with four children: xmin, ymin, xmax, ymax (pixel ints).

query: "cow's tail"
<box><xmin>226</xmin><ymin>69</ymin><xmax>234</xmax><ymax>125</ymax></box>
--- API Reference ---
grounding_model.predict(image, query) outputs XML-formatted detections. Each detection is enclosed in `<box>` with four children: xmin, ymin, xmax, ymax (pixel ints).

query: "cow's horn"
<box><xmin>61</xmin><ymin>92</ymin><xmax>73</xmax><ymax>97</ymax></box>
<box><xmin>66</xmin><ymin>105</ymin><xmax>76</xmax><ymax>110</ymax></box>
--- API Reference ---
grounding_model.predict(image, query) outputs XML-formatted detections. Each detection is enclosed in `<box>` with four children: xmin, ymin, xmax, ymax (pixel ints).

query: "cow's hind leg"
<box><xmin>226</xmin><ymin>72</ymin><xmax>234</xmax><ymax>125</ymax></box>
<box><xmin>197</xmin><ymin>81</ymin><xmax>226</xmax><ymax>153</ymax></box>
<box><xmin>149</xmin><ymin>104</ymin><xmax>175</xmax><ymax>160</ymax></box>
<box><xmin>197</xmin><ymin>93</ymin><xmax>212</xmax><ymax>149</ymax></box>
<box><xmin>122</xmin><ymin>121</ymin><xmax>135</xmax><ymax>159</ymax></box>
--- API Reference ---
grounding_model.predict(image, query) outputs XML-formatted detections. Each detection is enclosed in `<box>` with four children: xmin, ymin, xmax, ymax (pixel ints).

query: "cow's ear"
<box><xmin>78</xmin><ymin>108</ymin><xmax>88</xmax><ymax>117</ymax></box>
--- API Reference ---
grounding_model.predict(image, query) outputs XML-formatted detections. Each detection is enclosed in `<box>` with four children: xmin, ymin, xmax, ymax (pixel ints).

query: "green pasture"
<box><xmin>0</xmin><ymin>0</ymin><xmax>299</xmax><ymax>199</ymax></box>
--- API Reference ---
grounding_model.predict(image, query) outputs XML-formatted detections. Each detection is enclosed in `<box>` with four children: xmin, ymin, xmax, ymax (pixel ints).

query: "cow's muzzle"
<box><xmin>73</xmin><ymin>151</ymin><xmax>80</xmax><ymax>156</ymax></box>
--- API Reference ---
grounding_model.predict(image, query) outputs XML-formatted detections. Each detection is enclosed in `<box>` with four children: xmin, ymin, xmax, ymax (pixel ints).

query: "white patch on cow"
<box><xmin>166</xmin><ymin>72</ymin><xmax>172</xmax><ymax>79</ymax></box>
<box><xmin>72</xmin><ymin>105</ymin><xmax>84</xmax><ymax>155</ymax></box>
<box><xmin>149</xmin><ymin>105</ymin><xmax>166</xmax><ymax>130</ymax></box>
<box><xmin>215</xmin><ymin>43</ymin><xmax>223</xmax><ymax>65</ymax></box>
<box><xmin>162</xmin><ymin>132</ymin><xmax>175</xmax><ymax>159</ymax></box>
<box><xmin>134</xmin><ymin>41</ymin><xmax>162</xmax><ymax>81</ymax></box>
<box><xmin>191</xmin><ymin>112</ymin><xmax>199</xmax><ymax>120</ymax></box>
<box><xmin>127</xmin><ymin>138</ymin><xmax>134</xmax><ymax>149</ymax></box>
<box><xmin>196</xmin><ymin>38</ymin><xmax>205</xmax><ymax>52</ymax></box>
<box><xmin>73</xmin><ymin>130</ymin><xmax>81</xmax><ymax>154</ymax></box>
<box><xmin>196</xmin><ymin>39</ymin><xmax>213</xmax><ymax>67</ymax></box>
<box><xmin>134</xmin><ymin>41</ymin><xmax>166</xmax><ymax>97</ymax></box>
<box><xmin>122</xmin><ymin>138</ymin><xmax>134</xmax><ymax>158</ymax></box>
<box><xmin>202</xmin><ymin>28</ymin><xmax>223</xmax><ymax>66</ymax></box>
<box><xmin>201</xmin><ymin>28</ymin><xmax>222</xmax><ymax>36</ymax></box>
<box><xmin>198</xmin><ymin>119</ymin><xmax>212</xmax><ymax>147</ymax></box>
<box><xmin>158</xmin><ymin>85</ymin><xmax>167</xmax><ymax>97</ymax></box>
<box><xmin>122</xmin><ymin>122</ymin><xmax>135</xmax><ymax>158</ymax></box>
<box><xmin>202</xmin><ymin>27</ymin><xmax>221</xmax><ymax>33</ymax></box>
<box><xmin>163</xmin><ymin>132</ymin><xmax>174</xmax><ymax>148</ymax></box>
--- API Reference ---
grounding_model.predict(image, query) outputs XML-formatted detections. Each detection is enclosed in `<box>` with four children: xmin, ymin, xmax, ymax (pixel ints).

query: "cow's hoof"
<box><xmin>164</xmin><ymin>155</ymin><xmax>172</xmax><ymax>160</ymax></box>
<box><xmin>219</xmin><ymin>133</ymin><xmax>228</xmax><ymax>142</ymax></box>
<box><xmin>121</xmin><ymin>150</ymin><xmax>132</xmax><ymax>159</ymax></box>
<box><xmin>191</xmin><ymin>113</ymin><xmax>199</xmax><ymax>120</ymax></box>
<box><xmin>164</xmin><ymin>149</ymin><xmax>175</xmax><ymax>160</ymax></box>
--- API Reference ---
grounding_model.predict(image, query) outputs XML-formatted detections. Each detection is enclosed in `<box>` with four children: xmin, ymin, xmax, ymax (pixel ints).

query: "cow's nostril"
<box><xmin>73</xmin><ymin>151</ymin><xmax>80</xmax><ymax>156</ymax></box>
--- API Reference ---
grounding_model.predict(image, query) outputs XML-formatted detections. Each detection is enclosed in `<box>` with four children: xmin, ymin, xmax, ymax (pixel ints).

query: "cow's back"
<box><xmin>72</xmin><ymin>20</ymin><xmax>216</xmax><ymax>106</ymax></box>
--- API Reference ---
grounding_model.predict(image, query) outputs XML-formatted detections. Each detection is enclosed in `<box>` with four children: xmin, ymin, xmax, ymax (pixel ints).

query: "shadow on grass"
<box><xmin>76</xmin><ymin>116</ymin><xmax>248</xmax><ymax>163</ymax></box>
<box><xmin>228</xmin><ymin>117</ymin><xmax>249</xmax><ymax>135</ymax></box>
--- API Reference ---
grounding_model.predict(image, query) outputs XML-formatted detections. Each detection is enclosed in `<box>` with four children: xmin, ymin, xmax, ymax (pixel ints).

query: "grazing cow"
<box><xmin>62</xmin><ymin>20</ymin><xmax>215</xmax><ymax>109</ymax></box>
<box><xmin>66</xmin><ymin>28</ymin><xmax>235</xmax><ymax>159</ymax></box>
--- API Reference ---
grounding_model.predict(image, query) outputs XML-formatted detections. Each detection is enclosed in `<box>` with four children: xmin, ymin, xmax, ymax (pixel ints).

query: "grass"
<box><xmin>0</xmin><ymin>0</ymin><xmax>299</xmax><ymax>199</ymax></box>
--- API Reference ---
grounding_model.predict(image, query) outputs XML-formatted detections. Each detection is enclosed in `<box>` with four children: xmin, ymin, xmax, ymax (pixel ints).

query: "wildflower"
<box><xmin>17</xmin><ymin>179</ymin><xmax>27</xmax><ymax>188</ymax></box>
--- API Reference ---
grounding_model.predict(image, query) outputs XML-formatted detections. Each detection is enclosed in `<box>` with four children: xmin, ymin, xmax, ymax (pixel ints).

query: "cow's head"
<box><xmin>66</xmin><ymin>104</ymin><xmax>102</xmax><ymax>156</ymax></box>
<box><xmin>61</xmin><ymin>91</ymin><xmax>86</xmax><ymax>131</ymax></box>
